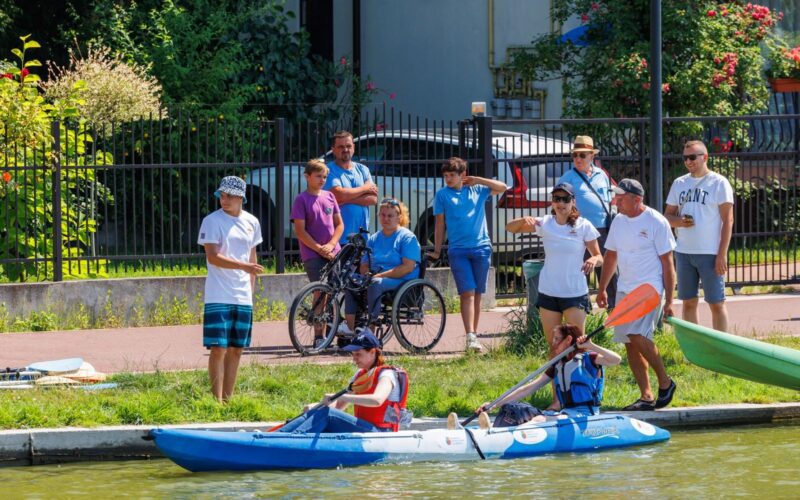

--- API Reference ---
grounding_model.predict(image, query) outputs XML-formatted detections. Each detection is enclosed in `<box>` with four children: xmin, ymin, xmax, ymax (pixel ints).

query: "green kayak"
<box><xmin>668</xmin><ymin>317</ymin><xmax>800</xmax><ymax>391</ymax></box>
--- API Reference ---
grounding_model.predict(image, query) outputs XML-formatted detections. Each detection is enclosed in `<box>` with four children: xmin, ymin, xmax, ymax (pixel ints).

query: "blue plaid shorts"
<box><xmin>203</xmin><ymin>303</ymin><xmax>253</xmax><ymax>348</ymax></box>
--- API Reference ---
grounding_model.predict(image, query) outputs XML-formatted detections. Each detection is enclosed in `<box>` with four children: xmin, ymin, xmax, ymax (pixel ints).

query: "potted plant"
<box><xmin>766</xmin><ymin>39</ymin><xmax>800</xmax><ymax>92</ymax></box>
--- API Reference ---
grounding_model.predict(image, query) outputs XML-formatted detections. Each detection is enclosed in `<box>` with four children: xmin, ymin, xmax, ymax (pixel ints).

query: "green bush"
<box><xmin>43</xmin><ymin>46</ymin><xmax>165</xmax><ymax>123</ymax></box>
<box><xmin>0</xmin><ymin>36</ymin><xmax>112</xmax><ymax>281</ymax></box>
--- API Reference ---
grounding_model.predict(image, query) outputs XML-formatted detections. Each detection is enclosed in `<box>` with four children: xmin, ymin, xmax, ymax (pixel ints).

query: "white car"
<box><xmin>245</xmin><ymin>129</ymin><xmax>573</xmax><ymax>262</ymax></box>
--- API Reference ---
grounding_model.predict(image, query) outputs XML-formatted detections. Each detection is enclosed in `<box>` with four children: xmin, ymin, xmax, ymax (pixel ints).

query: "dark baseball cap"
<box><xmin>611</xmin><ymin>178</ymin><xmax>645</xmax><ymax>196</ymax></box>
<box><xmin>342</xmin><ymin>330</ymin><xmax>383</xmax><ymax>351</ymax></box>
<box><xmin>551</xmin><ymin>182</ymin><xmax>575</xmax><ymax>196</ymax></box>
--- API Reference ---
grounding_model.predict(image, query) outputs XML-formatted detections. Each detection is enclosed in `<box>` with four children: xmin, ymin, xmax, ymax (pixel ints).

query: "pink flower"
<box><xmin>581</xmin><ymin>13</ymin><xmax>589</xmax><ymax>23</ymax></box>
<box><xmin>375</xmin><ymin>122</ymin><xmax>385</xmax><ymax>131</ymax></box>
<box><xmin>642</xmin><ymin>82</ymin><xmax>651</xmax><ymax>90</ymax></box>
<box><xmin>1</xmin><ymin>73</ymin><xmax>11</xmax><ymax>79</ymax></box>
<box><xmin>389</xmin><ymin>92</ymin><xmax>396</xmax><ymax>100</ymax></box>
<box><xmin>726</xmin><ymin>140</ymin><xmax>733</xmax><ymax>149</ymax></box>
<box><xmin>714</xmin><ymin>57</ymin><xmax>721</xmax><ymax>64</ymax></box>
<box><xmin>365</xmin><ymin>81</ymin><xmax>376</xmax><ymax>91</ymax></box>
<box><xmin>641</xmin><ymin>58</ymin><xmax>648</xmax><ymax>68</ymax></box>
<box><xmin>20</xmin><ymin>68</ymin><xmax>29</xmax><ymax>79</ymax></box>
<box><xmin>340</xmin><ymin>57</ymin><xmax>347</xmax><ymax>66</ymax></box>
<box><xmin>591</xmin><ymin>2</ymin><xmax>599</xmax><ymax>11</ymax></box>
<box><xmin>661</xmin><ymin>83</ymin><xmax>671</xmax><ymax>93</ymax></box>
<box><xmin>707</xmin><ymin>10</ymin><xmax>716</xmax><ymax>17</ymax></box>
<box><xmin>712</xmin><ymin>137</ymin><xmax>721</xmax><ymax>145</ymax></box>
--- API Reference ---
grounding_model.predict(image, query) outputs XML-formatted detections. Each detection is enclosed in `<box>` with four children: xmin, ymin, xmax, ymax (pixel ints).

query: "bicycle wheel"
<box><xmin>288</xmin><ymin>282</ymin><xmax>340</xmax><ymax>355</ymax></box>
<box><xmin>391</xmin><ymin>280</ymin><xmax>446</xmax><ymax>353</ymax></box>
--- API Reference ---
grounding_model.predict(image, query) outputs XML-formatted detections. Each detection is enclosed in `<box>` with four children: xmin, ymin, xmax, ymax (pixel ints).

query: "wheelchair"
<box><xmin>288</xmin><ymin>230</ymin><xmax>447</xmax><ymax>355</ymax></box>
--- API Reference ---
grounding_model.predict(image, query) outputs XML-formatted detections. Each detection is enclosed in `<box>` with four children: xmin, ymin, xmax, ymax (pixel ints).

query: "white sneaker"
<box><xmin>337</xmin><ymin>323</ymin><xmax>354</xmax><ymax>335</ymax></box>
<box><xmin>466</xmin><ymin>333</ymin><xmax>484</xmax><ymax>352</ymax></box>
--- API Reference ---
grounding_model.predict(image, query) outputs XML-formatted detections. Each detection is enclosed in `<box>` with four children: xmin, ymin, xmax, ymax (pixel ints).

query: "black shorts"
<box><xmin>535</xmin><ymin>292</ymin><xmax>591</xmax><ymax>314</ymax></box>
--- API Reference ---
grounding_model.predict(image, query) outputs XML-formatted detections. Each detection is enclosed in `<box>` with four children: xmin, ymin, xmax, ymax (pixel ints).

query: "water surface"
<box><xmin>4</xmin><ymin>423</ymin><xmax>798</xmax><ymax>498</ymax></box>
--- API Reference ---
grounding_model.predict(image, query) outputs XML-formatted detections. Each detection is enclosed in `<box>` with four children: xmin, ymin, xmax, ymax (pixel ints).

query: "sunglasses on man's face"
<box><xmin>571</xmin><ymin>152</ymin><xmax>590</xmax><ymax>159</ymax></box>
<box><xmin>552</xmin><ymin>195</ymin><xmax>573</xmax><ymax>203</ymax></box>
<box><xmin>683</xmin><ymin>153</ymin><xmax>704</xmax><ymax>162</ymax></box>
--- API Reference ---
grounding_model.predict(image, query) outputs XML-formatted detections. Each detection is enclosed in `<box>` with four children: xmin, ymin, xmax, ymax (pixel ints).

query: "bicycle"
<box><xmin>288</xmin><ymin>230</ymin><xmax>447</xmax><ymax>355</ymax></box>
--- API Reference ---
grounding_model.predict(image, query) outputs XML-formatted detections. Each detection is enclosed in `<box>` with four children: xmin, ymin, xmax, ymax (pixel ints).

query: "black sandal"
<box><xmin>622</xmin><ymin>398</ymin><xmax>656</xmax><ymax>411</ymax></box>
<box><xmin>655</xmin><ymin>379</ymin><xmax>677</xmax><ymax>409</ymax></box>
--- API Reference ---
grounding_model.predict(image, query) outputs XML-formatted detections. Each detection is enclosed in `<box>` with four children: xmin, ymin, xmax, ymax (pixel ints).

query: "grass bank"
<box><xmin>1</xmin><ymin>330</ymin><xmax>798</xmax><ymax>430</ymax></box>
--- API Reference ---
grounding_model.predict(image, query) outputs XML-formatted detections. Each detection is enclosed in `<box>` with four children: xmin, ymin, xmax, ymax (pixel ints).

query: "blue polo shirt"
<box><xmin>365</xmin><ymin>227</ymin><xmax>421</xmax><ymax>280</ymax></box>
<box><xmin>433</xmin><ymin>184</ymin><xmax>491</xmax><ymax>249</ymax></box>
<box><xmin>324</xmin><ymin>160</ymin><xmax>373</xmax><ymax>238</ymax></box>
<box><xmin>557</xmin><ymin>166</ymin><xmax>613</xmax><ymax>229</ymax></box>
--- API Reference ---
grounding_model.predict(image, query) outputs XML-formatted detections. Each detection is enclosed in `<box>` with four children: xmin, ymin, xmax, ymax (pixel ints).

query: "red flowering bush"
<box><xmin>766</xmin><ymin>41</ymin><xmax>800</xmax><ymax>80</ymax></box>
<box><xmin>512</xmin><ymin>1</ymin><xmax>782</xmax><ymax>121</ymax></box>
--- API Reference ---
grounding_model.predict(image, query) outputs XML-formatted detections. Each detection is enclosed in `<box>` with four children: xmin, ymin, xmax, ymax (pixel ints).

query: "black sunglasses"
<box><xmin>381</xmin><ymin>198</ymin><xmax>400</xmax><ymax>206</ymax></box>
<box><xmin>571</xmin><ymin>152</ymin><xmax>590</xmax><ymax>159</ymax></box>
<box><xmin>552</xmin><ymin>195</ymin><xmax>573</xmax><ymax>203</ymax></box>
<box><xmin>683</xmin><ymin>153</ymin><xmax>703</xmax><ymax>161</ymax></box>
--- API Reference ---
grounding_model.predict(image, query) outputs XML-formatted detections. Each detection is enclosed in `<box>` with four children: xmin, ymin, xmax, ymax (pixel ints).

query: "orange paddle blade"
<box><xmin>604</xmin><ymin>283</ymin><xmax>660</xmax><ymax>328</ymax></box>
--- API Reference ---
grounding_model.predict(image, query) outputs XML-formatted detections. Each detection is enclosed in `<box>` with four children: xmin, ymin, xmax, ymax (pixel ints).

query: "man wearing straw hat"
<box><xmin>556</xmin><ymin>136</ymin><xmax>618</xmax><ymax>308</ymax></box>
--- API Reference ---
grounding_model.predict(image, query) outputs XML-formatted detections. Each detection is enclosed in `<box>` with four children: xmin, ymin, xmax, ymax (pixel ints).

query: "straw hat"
<box><xmin>571</xmin><ymin>135</ymin><xmax>600</xmax><ymax>154</ymax></box>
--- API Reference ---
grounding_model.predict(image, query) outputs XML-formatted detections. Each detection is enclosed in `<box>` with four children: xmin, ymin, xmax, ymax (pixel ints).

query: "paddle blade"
<box><xmin>604</xmin><ymin>284</ymin><xmax>660</xmax><ymax>328</ymax></box>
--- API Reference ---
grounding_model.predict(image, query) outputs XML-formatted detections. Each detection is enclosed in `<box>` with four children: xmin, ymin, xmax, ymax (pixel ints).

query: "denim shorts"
<box><xmin>675</xmin><ymin>252</ymin><xmax>726</xmax><ymax>304</ymax></box>
<box><xmin>203</xmin><ymin>303</ymin><xmax>253</xmax><ymax>348</ymax></box>
<box><xmin>448</xmin><ymin>244</ymin><xmax>492</xmax><ymax>294</ymax></box>
<box><xmin>303</xmin><ymin>256</ymin><xmax>327</xmax><ymax>283</ymax></box>
<box><xmin>536</xmin><ymin>292</ymin><xmax>592</xmax><ymax>314</ymax></box>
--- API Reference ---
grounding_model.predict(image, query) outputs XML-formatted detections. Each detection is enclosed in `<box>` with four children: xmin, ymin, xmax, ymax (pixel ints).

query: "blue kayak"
<box><xmin>150</xmin><ymin>414</ymin><xmax>670</xmax><ymax>472</ymax></box>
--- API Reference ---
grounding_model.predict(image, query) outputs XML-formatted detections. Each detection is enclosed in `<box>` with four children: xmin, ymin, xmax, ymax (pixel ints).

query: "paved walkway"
<box><xmin>1</xmin><ymin>294</ymin><xmax>798</xmax><ymax>374</ymax></box>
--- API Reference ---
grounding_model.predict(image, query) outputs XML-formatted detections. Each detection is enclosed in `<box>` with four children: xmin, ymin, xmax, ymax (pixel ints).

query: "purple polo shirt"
<box><xmin>290</xmin><ymin>191</ymin><xmax>341</xmax><ymax>262</ymax></box>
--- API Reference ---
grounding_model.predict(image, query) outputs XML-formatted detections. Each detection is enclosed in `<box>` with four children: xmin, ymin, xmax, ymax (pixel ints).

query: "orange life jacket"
<box><xmin>351</xmin><ymin>365</ymin><xmax>409</xmax><ymax>432</ymax></box>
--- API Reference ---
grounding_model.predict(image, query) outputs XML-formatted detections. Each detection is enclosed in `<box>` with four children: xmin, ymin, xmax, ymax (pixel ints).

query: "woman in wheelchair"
<box><xmin>277</xmin><ymin>330</ymin><xmax>410</xmax><ymax>433</ymax></box>
<box><xmin>343</xmin><ymin>198</ymin><xmax>422</xmax><ymax>334</ymax></box>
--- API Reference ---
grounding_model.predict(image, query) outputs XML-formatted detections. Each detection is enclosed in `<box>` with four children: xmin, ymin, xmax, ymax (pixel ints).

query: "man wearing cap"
<box><xmin>557</xmin><ymin>136</ymin><xmax>618</xmax><ymax>308</ymax></box>
<box><xmin>198</xmin><ymin>176</ymin><xmax>264</xmax><ymax>403</ymax></box>
<box><xmin>597</xmin><ymin>179</ymin><xmax>678</xmax><ymax>411</ymax></box>
<box><xmin>324</xmin><ymin>130</ymin><xmax>379</xmax><ymax>239</ymax></box>
<box><xmin>665</xmin><ymin>140</ymin><xmax>734</xmax><ymax>332</ymax></box>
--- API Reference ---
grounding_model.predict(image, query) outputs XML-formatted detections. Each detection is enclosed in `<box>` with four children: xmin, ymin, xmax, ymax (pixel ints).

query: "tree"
<box><xmin>513</xmin><ymin>1</ymin><xmax>782</xmax><ymax>121</ymax></box>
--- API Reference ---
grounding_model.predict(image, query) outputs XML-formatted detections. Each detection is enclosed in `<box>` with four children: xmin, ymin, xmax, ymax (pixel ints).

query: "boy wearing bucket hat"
<box><xmin>198</xmin><ymin>175</ymin><xmax>264</xmax><ymax>403</ymax></box>
<box><xmin>557</xmin><ymin>136</ymin><xmax>618</xmax><ymax>308</ymax></box>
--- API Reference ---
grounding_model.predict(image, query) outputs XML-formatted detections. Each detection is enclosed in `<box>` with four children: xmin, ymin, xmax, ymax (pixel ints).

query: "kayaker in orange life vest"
<box><xmin>277</xmin><ymin>331</ymin><xmax>410</xmax><ymax>433</ymax></box>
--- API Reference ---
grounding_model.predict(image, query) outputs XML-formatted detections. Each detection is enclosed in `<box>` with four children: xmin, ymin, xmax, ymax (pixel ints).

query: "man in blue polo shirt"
<box><xmin>324</xmin><ymin>130</ymin><xmax>378</xmax><ymax>239</ymax></box>
<box><xmin>557</xmin><ymin>135</ymin><xmax>618</xmax><ymax>308</ymax></box>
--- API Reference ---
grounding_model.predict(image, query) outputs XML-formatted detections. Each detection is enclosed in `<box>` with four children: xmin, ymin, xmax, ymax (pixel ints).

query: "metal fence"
<box><xmin>1</xmin><ymin>108</ymin><xmax>798</xmax><ymax>296</ymax></box>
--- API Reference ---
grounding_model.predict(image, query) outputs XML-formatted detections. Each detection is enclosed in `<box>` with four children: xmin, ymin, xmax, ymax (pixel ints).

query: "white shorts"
<box><xmin>612</xmin><ymin>290</ymin><xmax>663</xmax><ymax>343</ymax></box>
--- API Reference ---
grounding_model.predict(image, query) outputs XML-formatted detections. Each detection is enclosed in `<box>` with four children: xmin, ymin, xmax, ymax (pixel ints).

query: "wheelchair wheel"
<box><xmin>288</xmin><ymin>282</ymin><xmax>340</xmax><ymax>355</ymax></box>
<box><xmin>391</xmin><ymin>280</ymin><xmax>446</xmax><ymax>353</ymax></box>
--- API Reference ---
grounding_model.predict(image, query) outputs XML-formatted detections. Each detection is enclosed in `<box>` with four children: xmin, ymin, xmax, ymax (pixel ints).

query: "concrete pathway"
<box><xmin>1</xmin><ymin>294</ymin><xmax>798</xmax><ymax>374</ymax></box>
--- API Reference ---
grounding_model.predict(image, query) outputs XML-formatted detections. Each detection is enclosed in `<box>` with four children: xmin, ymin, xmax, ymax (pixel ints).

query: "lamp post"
<box><xmin>650</xmin><ymin>0</ymin><xmax>663</xmax><ymax>211</ymax></box>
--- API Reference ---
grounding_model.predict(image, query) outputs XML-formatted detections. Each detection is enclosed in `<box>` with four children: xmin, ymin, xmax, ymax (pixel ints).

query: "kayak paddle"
<box><xmin>461</xmin><ymin>282</ymin><xmax>661</xmax><ymax>427</ymax></box>
<box><xmin>267</xmin><ymin>387</ymin><xmax>350</xmax><ymax>432</ymax></box>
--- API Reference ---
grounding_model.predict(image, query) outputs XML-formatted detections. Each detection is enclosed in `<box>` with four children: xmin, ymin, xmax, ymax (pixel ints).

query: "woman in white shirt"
<box><xmin>506</xmin><ymin>182</ymin><xmax>603</xmax><ymax>410</ymax></box>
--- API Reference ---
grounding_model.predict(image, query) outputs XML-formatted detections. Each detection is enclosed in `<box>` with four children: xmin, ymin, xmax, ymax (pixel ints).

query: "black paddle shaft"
<box><xmin>275</xmin><ymin>387</ymin><xmax>350</xmax><ymax>430</ymax></box>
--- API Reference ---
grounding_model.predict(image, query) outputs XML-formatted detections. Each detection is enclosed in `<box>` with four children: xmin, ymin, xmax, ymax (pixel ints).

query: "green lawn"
<box><xmin>1</xmin><ymin>330</ymin><xmax>797</xmax><ymax>430</ymax></box>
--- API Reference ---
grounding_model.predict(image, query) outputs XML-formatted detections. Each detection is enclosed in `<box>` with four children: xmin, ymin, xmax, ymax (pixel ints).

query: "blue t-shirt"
<box><xmin>557</xmin><ymin>167</ymin><xmax>613</xmax><ymax>229</ymax></box>
<box><xmin>324</xmin><ymin>160</ymin><xmax>373</xmax><ymax>239</ymax></box>
<box><xmin>433</xmin><ymin>185</ymin><xmax>491</xmax><ymax>249</ymax></box>
<box><xmin>366</xmin><ymin>227</ymin><xmax>420</xmax><ymax>280</ymax></box>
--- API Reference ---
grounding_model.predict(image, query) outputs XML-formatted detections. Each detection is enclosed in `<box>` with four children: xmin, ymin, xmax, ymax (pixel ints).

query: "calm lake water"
<box><xmin>3</xmin><ymin>423</ymin><xmax>799</xmax><ymax>498</ymax></box>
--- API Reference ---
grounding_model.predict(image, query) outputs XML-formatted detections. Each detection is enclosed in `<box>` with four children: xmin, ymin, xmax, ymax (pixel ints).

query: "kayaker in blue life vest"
<box><xmin>277</xmin><ymin>331</ymin><xmax>410</xmax><ymax>433</ymax></box>
<box><xmin>476</xmin><ymin>324</ymin><xmax>621</xmax><ymax>427</ymax></box>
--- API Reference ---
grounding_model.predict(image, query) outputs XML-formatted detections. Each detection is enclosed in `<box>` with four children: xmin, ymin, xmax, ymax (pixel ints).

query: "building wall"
<box><xmin>331</xmin><ymin>0</ymin><xmax>564</xmax><ymax>122</ymax></box>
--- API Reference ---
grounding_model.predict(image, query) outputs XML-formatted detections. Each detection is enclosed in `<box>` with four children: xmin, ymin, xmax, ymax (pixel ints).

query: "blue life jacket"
<box><xmin>554</xmin><ymin>353</ymin><xmax>604</xmax><ymax>411</ymax></box>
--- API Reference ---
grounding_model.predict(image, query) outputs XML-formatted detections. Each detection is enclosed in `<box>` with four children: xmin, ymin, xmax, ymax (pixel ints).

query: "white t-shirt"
<box><xmin>605</xmin><ymin>207</ymin><xmax>676</xmax><ymax>294</ymax></box>
<box><xmin>535</xmin><ymin>215</ymin><xmax>600</xmax><ymax>298</ymax></box>
<box><xmin>349</xmin><ymin>368</ymin><xmax>401</xmax><ymax>402</ymax></box>
<box><xmin>197</xmin><ymin>209</ymin><xmax>263</xmax><ymax>305</ymax></box>
<box><xmin>666</xmin><ymin>171</ymin><xmax>734</xmax><ymax>255</ymax></box>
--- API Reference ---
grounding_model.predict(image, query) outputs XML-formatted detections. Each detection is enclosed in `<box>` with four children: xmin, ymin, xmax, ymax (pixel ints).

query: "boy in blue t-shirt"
<box><xmin>428</xmin><ymin>157</ymin><xmax>507</xmax><ymax>352</ymax></box>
